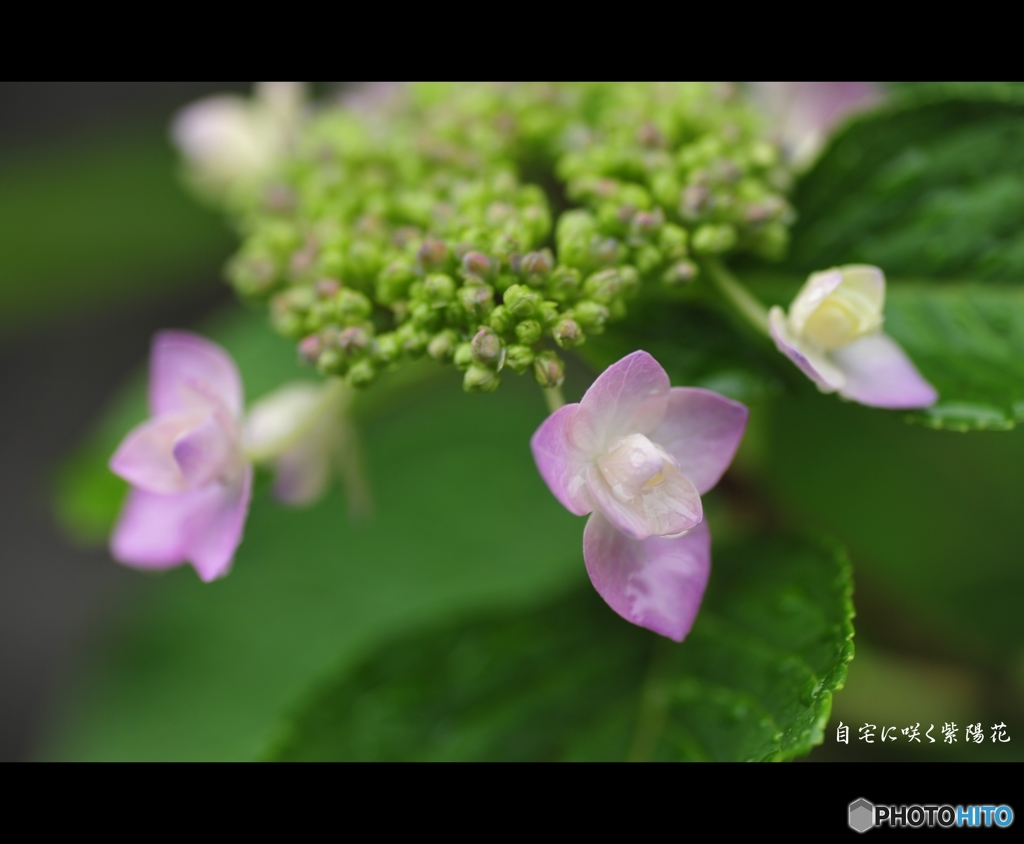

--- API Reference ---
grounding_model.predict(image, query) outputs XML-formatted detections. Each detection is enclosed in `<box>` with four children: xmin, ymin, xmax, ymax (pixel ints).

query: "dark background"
<box><xmin>0</xmin><ymin>83</ymin><xmax>248</xmax><ymax>760</ymax></box>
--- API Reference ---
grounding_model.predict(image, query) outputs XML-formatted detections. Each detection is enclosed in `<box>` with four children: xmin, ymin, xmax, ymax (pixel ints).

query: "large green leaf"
<box><xmin>787</xmin><ymin>97</ymin><xmax>1024</xmax><ymax>281</ymax></box>
<box><xmin>43</xmin><ymin>309</ymin><xmax>587</xmax><ymax>761</ymax></box>
<box><xmin>265</xmin><ymin>530</ymin><xmax>854</xmax><ymax>762</ymax></box>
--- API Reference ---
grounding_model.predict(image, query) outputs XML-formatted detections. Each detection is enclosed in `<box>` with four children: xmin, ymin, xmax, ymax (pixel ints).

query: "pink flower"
<box><xmin>531</xmin><ymin>351</ymin><xmax>748</xmax><ymax>641</ymax></box>
<box><xmin>768</xmin><ymin>265</ymin><xmax>937</xmax><ymax>409</ymax></box>
<box><xmin>109</xmin><ymin>331</ymin><xmax>252</xmax><ymax>582</ymax></box>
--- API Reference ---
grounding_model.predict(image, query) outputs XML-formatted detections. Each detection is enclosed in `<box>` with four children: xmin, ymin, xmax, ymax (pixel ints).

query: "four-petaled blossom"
<box><xmin>531</xmin><ymin>351</ymin><xmax>748</xmax><ymax>641</ymax></box>
<box><xmin>769</xmin><ymin>265</ymin><xmax>937</xmax><ymax>409</ymax></box>
<box><xmin>109</xmin><ymin>331</ymin><xmax>252</xmax><ymax>582</ymax></box>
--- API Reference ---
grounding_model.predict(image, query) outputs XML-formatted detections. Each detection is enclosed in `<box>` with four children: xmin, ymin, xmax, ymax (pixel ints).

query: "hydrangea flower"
<box><xmin>171</xmin><ymin>81</ymin><xmax>302</xmax><ymax>197</ymax></box>
<box><xmin>109</xmin><ymin>332</ymin><xmax>252</xmax><ymax>582</ymax></box>
<box><xmin>531</xmin><ymin>351</ymin><xmax>748</xmax><ymax>641</ymax></box>
<box><xmin>768</xmin><ymin>265</ymin><xmax>937</xmax><ymax>409</ymax></box>
<box><xmin>243</xmin><ymin>380</ymin><xmax>347</xmax><ymax>507</ymax></box>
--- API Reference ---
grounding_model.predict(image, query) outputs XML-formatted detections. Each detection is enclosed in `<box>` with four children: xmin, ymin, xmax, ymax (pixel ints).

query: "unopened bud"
<box><xmin>373</xmin><ymin>332</ymin><xmax>402</xmax><ymax>364</ymax></box>
<box><xmin>346</xmin><ymin>358</ymin><xmax>377</xmax><ymax>388</ymax></box>
<box><xmin>680</xmin><ymin>184</ymin><xmax>710</xmax><ymax>219</ymax></box>
<box><xmin>488</xmin><ymin>304</ymin><xmax>515</xmax><ymax>335</ymax></box>
<box><xmin>571</xmin><ymin>300</ymin><xmax>610</xmax><ymax>332</ymax></box>
<box><xmin>553</xmin><ymin>318</ymin><xmax>584</xmax><ymax>349</ymax></box>
<box><xmin>515</xmin><ymin>319</ymin><xmax>542</xmax><ymax>345</ymax></box>
<box><xmin>428</xmin><ymin>329</ymin><xmax>459</xmax><ymax>360</ymax></box>
<box><xmin>338</xmin><ymin>326</ymin><xmax>370</xmax><ymax>354</ymax></box>
<box><xmin>592</xmin><ymin>237</ymin><xmax>621</xmax><ymax>266</ymax></box>
<box><xmin>505</xmin><ymin>344</ymin><xmax>534</xmax><ymax>374</ymax></box>
<box><xmin>547</xmin><ymin>266</ymin><xmax>581</xmax><ymax>301</ymax></box>
<box><xmin>335</xmin><ymin>288</ymin><xmax>373</xmax><ymax>322</ymax></box>
<box><xmin>520</xmin><ymin>249</ymin><xmax>553</xmax><ymax>278</ymax></box>
<box><xmin>316</xmin><ymin>348</ymin><xmax>345</xmax><ymax>377</ymax></box>
<box><xmin>503</xmin><ymin>284</ymin><xmax>541</xmax><ymax>319</ymax></box>
<box><xmin>376</xmin><ymin>260</ymin><xmax>416</xmax><ymax>304</ymax></box>
<box><xmin>659</xmin><ymin>224</ymin><xmax>689</xmax><ymax>259</ymax></box>
<box><xmin>471</xmin><ymin>327</ymin><xmax>505</xmax><ymax>367</ymax></box>
<box><xmin>692</xmin><ymin>224</ymin><xmax>737</xmax><ymax>255</ymax></box>
<box><xmin>533</xmin><ymin>351</ymin><xmax>565</xmax><ymax>388</ymax></box>
<box><xmin>423</xmin><ymin>273</ymin><xmax>456</xmax><ymax>304</ymax></box>
<box><xmin>396</xmin><ymin>323</ymin><xmax>429</xmax><ymax>356</ymax></box>
<box><xmin>458</xmin><ymin>284</ymin><xmax>494</xmax><ymax>319</ymax></box>
<box><xmin>315</xmin><ymin>278</ymin><xmax>341</xmax><ymax>299</ymax></box>
<box><xmin>453</xmin><ymin>342</ymin><xmax>474</xmax><ymax>370</ymax></box>
<box><xmin>417</xmin><ymin>238</ymin><xmax>448</xmax><ymax>271</ymax></box>
<box><xmin>663</xmin><ymin>260</ymin><xmax>699</xmax><ymax>286</ymax></box>
<box><xmin>298</xmin><ymin>334</ymin><xmax>324</xmax><ymax>365</ymax></box>
<box><xmin>461</xmin><ymin>251</ymin><xmax>492</xmax><ymax>279</ymax></box>
<box><xmin>463</xmin><ymin>364</ymin><xmax>501</xmax><ymax>393</ymax></box>
<box><xmin>583</xmin><ymin>267</ymin><xmax>638</xmax><ymax>303</ymax></box>
<box><xmin>630</xmin><ymin>207</ymin><xmax>664</xmax><ymax>240</ymax></box>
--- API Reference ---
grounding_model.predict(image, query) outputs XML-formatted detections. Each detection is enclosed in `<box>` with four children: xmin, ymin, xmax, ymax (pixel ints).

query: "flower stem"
<box><xmin>626</xmin><ymin>640</ymin><xmax>672</xmax><ymax>762</ymax></box>
<box><xmin>337</xmin><ymin>413</ymin><xmax>373</xmax><ymax>522</ymax></box>
<box><xmin>703</xmin><ymin>257</ymin><xmax>770</xmax><ymax>337</ymax></box>
<box><xmin>542</xmin><ymin>385</ymin><xmax>566</xmax><ymax>414</ymax></box>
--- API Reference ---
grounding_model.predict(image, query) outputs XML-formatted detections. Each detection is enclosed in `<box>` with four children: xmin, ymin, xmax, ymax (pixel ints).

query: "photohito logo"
<box><xmin>848</xmin><ymin>798</ymin><xmax>1013</xmax><ymax>832</ymax></box>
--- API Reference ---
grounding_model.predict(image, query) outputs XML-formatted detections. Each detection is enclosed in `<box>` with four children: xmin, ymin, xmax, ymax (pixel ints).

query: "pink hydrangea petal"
<box><xmin>571</xmin><ymin>350</ymin><xmax>670</xmax><ymax>455</ymax></box>
<box><xmin>832</xmin><ymin>332</ymin><xmax>938</xmax><ymax>409</ymax></box>
<box><xmin>769</xmin><ymin>306</ymin><xmax>845</xmax><ymax>392</ymax></box>
<box><xmin>530</xmin><ymin>404</ymin><xmax>593</xmax><ymax>516</ymax></box>
<box><xmin>585</xmin><ymin>464</ymin><xmax>702</xmax><ymax>541</ymax></box>
<box><xmin>172</xmin><ymin>413</ymin><xmax>237</xmax><ymax>489</ymax></box>
<box><xmin>110</xmin><ymin>467</ymin><xmax>252</xmax><ymax>582</ymax></box>
<box><xmin>150</xmin><ymin>331</ymin><xmax>244</xmax><ymax>420</ymax></box>
<box><xmin>650</xmin><ymin>388</ymin><xmax>748</xmax><ymax>495</ymax></box>
<box><xmin>109</xmin><ymin>411</ymin><xmax>207</xmax><ymax>494</ymax></box>
<box><xmin>583</xmin><ymin>512</ymin><xmax>711</xmax><ymax>642</ymax></box>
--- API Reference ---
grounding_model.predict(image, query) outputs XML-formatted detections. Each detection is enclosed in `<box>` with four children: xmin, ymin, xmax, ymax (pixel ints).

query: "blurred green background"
<box><xmin>3</xmin><ymin>82</ymin><xmax>1023</xmax><ymax>761</ymax></box>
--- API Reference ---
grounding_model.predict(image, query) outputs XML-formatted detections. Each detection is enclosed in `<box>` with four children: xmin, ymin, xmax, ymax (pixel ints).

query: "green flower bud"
<box><xmin>346</xmin><ymin>358</ymin><xmax>377</xmax><ymax>388</ymax></box>
<box><xmin>692</xmin><ymin>224</ymin><xmax>737</xmax><ymax>254</ymax></box>
<box><xmin>583</xmin><ymin>266</ymin><xmax>638</xmax><ymax>303</ymax></box>
<box><xmin>503</xmin><ymin>284</ymin><xmax>541</xmax><ymax>319</ymax></box>
<box><xmin>533</xmin><ymin>351</ymin><xmax>565</xmax><ymax>388</ymax></box>
<box><xmin>663</xmin><ymin>260</ymin><xmax>699</xmax><ymax>286</ymax></box>
<box><xmin>570</xmin><ymin>300</ymin><xmax>610</xmax><ymax>332</ymax></box>
<box><xmin>515</xmin><ymin>319</ymin><xmax>542</xmax><ymax>345</ymax></box>
<box><xmin>463</xmin><ymin>363</ymin><xmax>501</xmax><ymax>393</ymax></box>
<box><xmin>471</xmin><ymin>326</ymin><xmax>505</xmax><ymax>368</ymax></box>
<box><xmin>553</xmin><ymin>318</ymin><xmax>585</xmax><ymax>349</ymax></box>
<box><xmin>338</xmin><ymin>325</ymin><xmax>371</xmax><ymax>354</ymax></box>
<box><xmin>546</xmin><ymin>265</ymin><xmax>581</xmax><ymax>302</ymax></box>
<box><xmin>423</xmin><ymin>273</ymin><xmax>456</xmax><ymax>304</ymax></box>
<box><xmin>453</xmin><ymin>342</ymin><xmax>474</xmax><ymax>370</ymax></box>
<box><xmin>458</xmin><ymin>284</ymin><xmax>495</xmax><ymax>320</ymax></box>
<box><xmin>629</xmin><ymin>207</ymin><xmax>664</xmax><ymax>243</ymax></box>
<box><xmin>659</xmin><ymin>223</ymin><xmax>689</xmax><ymax>259</ymax></box>
<box><xmin>347</xmin><ymin>240</ymin><xmax>383</xmax><ymax>282</ymax></box>
<box><xmin>461</xmin><ymin>250</ymin><xmax>492</xmax><ymax>280</ymax></box>
<box><xmin>428</xmin><ymin>329</ymin><xmax>459</xmax><ymax>360</ymax></box>
<box><xmin>538</xmin><ymin>300</ymin><xmax>560</xmax><ymax>327</ymax></box>
<box><xmin>417</xmin><ymin>238</ymin><xmax>448</xmax><ymax>271</ymax></box>
<box><xmin>228</xmin><ymin>250</ymin><xmax>279</xmax><ymax>299</ymax></box>
<box><xmin>680</xmin><ymin>183</ymin><xmax>710</xmax><ymax>220</ymax></box>
<box><xmin>488</xmin><ymin>304</ymin><xmax>515</xmax><ymax>335</ymax></box>
<box><xmin>376</xmin><ymin>259</ymin><xmax>416</xmax><ymax>305</ymax></box>
<box><xmin>396</xmin><ymin>322</ymin><xmax>429</xmax><ymax>356</ymax></box>
<box><xmin>634</xmin><ymin>244</ymin><xmax>663</xmax><ymax>275</ymax></box>
<box><xmin>373</xmin><ymin>332</ymin><xmax>402</xmax><ymax>364</ymax></box>
<box><xmin>409</xmin><ymin>300</ymin><xmax>441</xmax><ymax>330</ymax></box>
<box><xmin>592</xmin><ymin>237</ymin><xmax>623</xmax><ymax>266</ymax></box>
<box><xmin>505</xmin><ymin>344</ymin><xmax>535</xmax><ymax>374</ymax></box>
<box><xmin>519</xmin><ymin>249</ymin><xmax>553</xmax><ymax>282</ymax></box>
<box><xmin>335</xmin><ymin>288</ymin><xmax>373</xmax><ymax>322</ymax></box>
<box><xmin>316</xmin><ymin>348</ymin><xmax>346</xmax><ymax>377</ymax></box>
<box><xmin>298</xmin><ymin>334</ymin><xmax>323</xmax><ymax>365</ymax></box>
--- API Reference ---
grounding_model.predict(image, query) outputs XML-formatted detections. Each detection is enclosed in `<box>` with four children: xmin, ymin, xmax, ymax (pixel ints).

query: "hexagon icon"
<box><xmin>849</xmin><ymin>798</ymin><xmax>875</xmax><ymax>833</ymax></box>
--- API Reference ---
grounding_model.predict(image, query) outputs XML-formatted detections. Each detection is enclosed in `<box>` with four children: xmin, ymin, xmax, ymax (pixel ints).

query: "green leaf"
<box><xmin>44</xmin><ymin>308</ymin><xmax>590</xmax><ymax>761</ymax></box>
<box><xmin>788</xmin><ymin>97</ymin><xmax>1024</xmax><ymax>282</ymax></box>
<box><xmin>265</xmin><ymin>530</ymin><xmax>854</xmax><ymax>761</ymax></box>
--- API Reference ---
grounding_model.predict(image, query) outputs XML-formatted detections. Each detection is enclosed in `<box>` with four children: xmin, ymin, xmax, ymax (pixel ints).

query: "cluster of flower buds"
<box><xmin>184</xmin><ymin>83</ymin><xmax>795</xmax><ymax>395</ymax></box>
